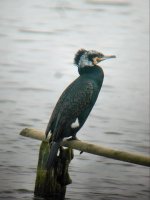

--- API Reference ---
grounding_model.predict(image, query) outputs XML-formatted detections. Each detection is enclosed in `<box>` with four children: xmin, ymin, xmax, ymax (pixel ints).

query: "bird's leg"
<box><xmin>67</xmin><ymin>136</ymin><xmax>83</xmax><ymax>154</ymax></box>
<box><xmin>72</xmin><ymin>135</ymin><xmax>83</xmax><ymax>154</ymax></box>
<box><xmin>67</xmin><ymin>135</ymin><xmax>80</xmax><ymax>141</ymax></box>
<box><xmin>72</xmin><ymin>135</ymin><xmax>80</xmax><ymax>140</ymax></box>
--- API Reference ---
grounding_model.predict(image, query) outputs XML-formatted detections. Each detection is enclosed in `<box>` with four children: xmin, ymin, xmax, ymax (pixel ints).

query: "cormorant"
<box><xmin>45</xmin><ymin>49</ymin><xmax>116</xmax><ymax>168</ymax></box>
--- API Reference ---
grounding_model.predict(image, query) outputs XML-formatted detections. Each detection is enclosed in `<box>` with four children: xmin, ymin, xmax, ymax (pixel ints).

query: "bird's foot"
<box><xmin>67</xmin><ymin>136</ymin><xmax>80</xmax><ymax>141</ymax></box>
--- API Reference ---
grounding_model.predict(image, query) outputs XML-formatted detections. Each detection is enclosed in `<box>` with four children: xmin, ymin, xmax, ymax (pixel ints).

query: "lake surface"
<box><xmin>0</xmin><ymin>0</ymin><xmax>149</xmax><ymax>199</ymax></box>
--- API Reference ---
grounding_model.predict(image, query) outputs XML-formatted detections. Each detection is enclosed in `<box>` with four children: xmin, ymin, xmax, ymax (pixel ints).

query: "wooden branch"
<box><xmin>20</xmin><ymin>128</ymin><xmax>150</xmax><ymax>167</ymax></box>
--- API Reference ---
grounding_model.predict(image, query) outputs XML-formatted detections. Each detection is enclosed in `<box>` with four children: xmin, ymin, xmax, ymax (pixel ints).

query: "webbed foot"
<box><xmin>67</xmin><ymin>136</ymin><xmax>80</xmax><ymax>141</ymax></box>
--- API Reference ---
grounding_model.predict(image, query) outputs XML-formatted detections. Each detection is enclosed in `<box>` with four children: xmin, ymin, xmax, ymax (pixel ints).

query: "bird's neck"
<box><xmin>78</xmin><ymin>65</ymin><xmax>104</xmax><ymax>84</ymax></box>
<box><xmin>78</xmin><ymin>65</ymin><xmax>101</xmax><ymax>75</ymax></box>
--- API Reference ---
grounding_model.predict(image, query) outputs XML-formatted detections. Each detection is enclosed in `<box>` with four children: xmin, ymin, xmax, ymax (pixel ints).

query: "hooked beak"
<box><xmin>100</xmin><ymin>55</ymin><xmax>116</xmax><ymax>61</ymax></box>
<box><xmin>93</xmin><ymin>54</ymin><xmax>116</xmax><ymax>65</ymax></box>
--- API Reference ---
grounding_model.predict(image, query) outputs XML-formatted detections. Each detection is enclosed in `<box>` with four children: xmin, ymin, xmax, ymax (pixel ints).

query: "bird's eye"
<box><xmin>99</xmin><ymin>53</ymin><xmax>104</xmax><ymax>58</ymax></box>
<box><xmin>88</xmin><ymin>54</ymin><xmax>98</xmax><ymax>61</ymax></box>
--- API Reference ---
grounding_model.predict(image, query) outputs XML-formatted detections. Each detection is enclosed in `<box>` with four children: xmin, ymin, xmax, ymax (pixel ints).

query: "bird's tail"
<box><xmin>46</xmin><ymin>142</ymin><xmax>60</xmax><ymax>169</ymax></box>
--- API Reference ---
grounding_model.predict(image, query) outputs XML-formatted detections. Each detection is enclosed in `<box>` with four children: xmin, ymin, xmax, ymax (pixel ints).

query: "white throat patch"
<box><xmin>78</xmin><ymin>53</ymin><xmax>93</xmax><ymax>68</ymax></box>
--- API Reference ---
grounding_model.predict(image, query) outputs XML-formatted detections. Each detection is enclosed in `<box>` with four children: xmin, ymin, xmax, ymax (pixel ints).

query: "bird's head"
<box><xmin>74</xmin><ymin>49</ymin><xmax>116</xmax><ymax>69</ymax></box>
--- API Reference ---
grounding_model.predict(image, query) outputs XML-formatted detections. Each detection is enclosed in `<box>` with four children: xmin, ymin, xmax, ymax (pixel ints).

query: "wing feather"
<box><xmin>45</xmin><ymin>77</ymin><xmax>98</xmax><ymax>138</ymax></box>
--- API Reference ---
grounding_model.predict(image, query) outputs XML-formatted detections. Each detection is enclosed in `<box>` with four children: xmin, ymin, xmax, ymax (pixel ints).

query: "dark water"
<box><xmin>0</xmin><ymin>0</ymin><xmax>149</xmax><ymax>199</ymax></box>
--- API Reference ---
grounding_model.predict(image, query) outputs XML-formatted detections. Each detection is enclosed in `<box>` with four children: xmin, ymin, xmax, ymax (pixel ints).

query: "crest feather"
<box><xmin>74</xmin><ymin>49</ymin><xmax>87</xmax><ymax>66</ymax></box>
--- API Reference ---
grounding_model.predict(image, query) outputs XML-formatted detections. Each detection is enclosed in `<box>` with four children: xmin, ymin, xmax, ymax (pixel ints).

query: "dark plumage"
<box><xmin>45</xmin><ymin>49</ymin><xmax>116</xmax><ymax>168</ymax></box>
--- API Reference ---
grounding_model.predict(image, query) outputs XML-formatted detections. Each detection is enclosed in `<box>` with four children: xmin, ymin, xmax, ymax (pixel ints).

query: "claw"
<box><xmin>67</xmin><ymin>136</ymin><xmax>80</xmax><ymax>141</ymax></box>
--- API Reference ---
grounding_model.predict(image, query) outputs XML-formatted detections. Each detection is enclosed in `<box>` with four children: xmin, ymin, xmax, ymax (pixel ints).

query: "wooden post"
<box><xmin>34</xmin><ymin>140</ymin><xmax>73</xmax><ymax>199</ymax></box>
<box><xmin>19</xmin><ymin>128</ymin><xmax>150</xmax><ymax>199</ymax></box>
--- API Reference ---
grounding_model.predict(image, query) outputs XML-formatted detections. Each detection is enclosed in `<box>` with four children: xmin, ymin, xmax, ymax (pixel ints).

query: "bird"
<box><xmin>45</xmin><ymin>49</ymin><xmax>116</xmax><ymax>169</ymax></box>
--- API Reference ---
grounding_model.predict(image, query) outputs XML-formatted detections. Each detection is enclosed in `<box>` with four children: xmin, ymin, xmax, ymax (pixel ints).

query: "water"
<box><xmin>0</xmin><ymin>0</ymin><xmax>149</xmax><ymax>199</ymax></box>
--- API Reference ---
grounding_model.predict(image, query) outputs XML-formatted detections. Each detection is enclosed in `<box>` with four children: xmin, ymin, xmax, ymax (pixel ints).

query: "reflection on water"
<box><xmin>0</xmin><ymin>0</ymin><xmax>149</xmax><ymax>199</ymax></box>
